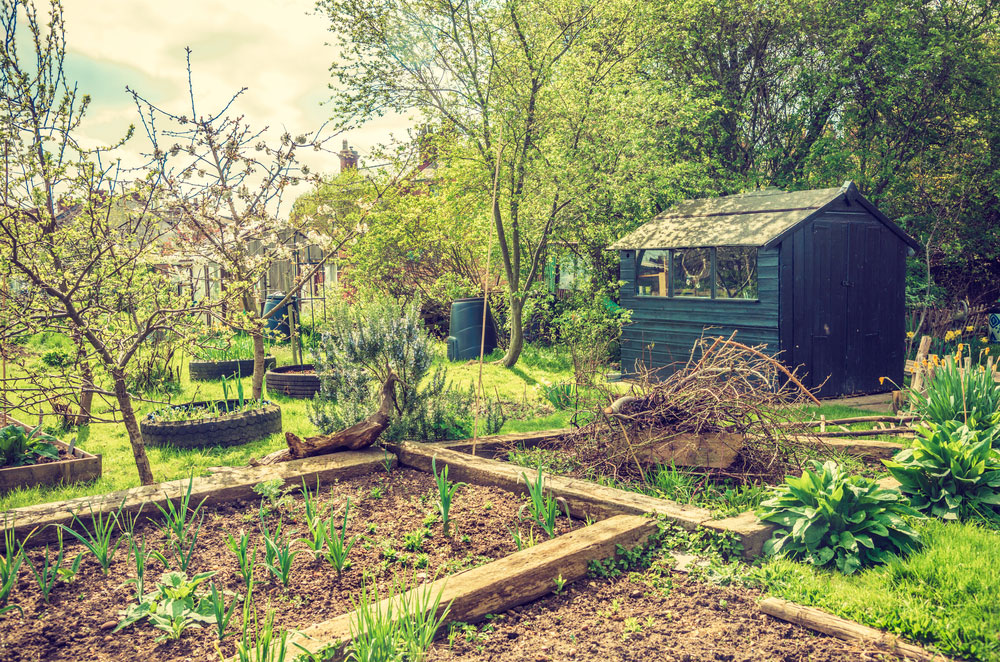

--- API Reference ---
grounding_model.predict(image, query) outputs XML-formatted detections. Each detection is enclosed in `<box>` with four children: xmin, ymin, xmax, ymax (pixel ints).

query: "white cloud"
<box><xmin>59</xmin><ymin>0</ymin><xmax>412</xmax><ymax>190</ymax></box>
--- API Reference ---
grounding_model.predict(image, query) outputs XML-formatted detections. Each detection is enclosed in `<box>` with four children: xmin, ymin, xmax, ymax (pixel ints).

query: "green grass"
<box><xmin>760</xmin><ymin>519</ymin><xmax>1000</xmax><ymax>661</ymax></box>
<box><xmin>0</xmin><ymin>338</ymin><xmax>577</xmax><ymax>512</ymax></box>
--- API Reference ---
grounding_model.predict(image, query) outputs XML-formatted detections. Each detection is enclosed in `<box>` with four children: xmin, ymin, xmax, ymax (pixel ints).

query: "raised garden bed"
<box><xmin>0</xmin><ymin>467</ymin><xmax>582</xmax><ymax>662</ymax></box>
<box><xmin>265</xmin><ymin>363</ymin><xmax>320</xmax><ymax>399</ymax></box>
<box><xmin>188</xmin><ymin>356</ymin><xmax>276</xmax><ymax>381</ymax></box>
<box><xmin>427</xmin><ymin>570</ymin><xmax>905</xmax><ymax>662</ymax></box>
<box><xmin>0</xmin><ymin>417</ymin><xmax>101</xmax><ymax>493</ymax></box>
<box><xmin>139</xmin><ymin>399</ymin><xmax>282</xmax><ymax>448</ymax></box>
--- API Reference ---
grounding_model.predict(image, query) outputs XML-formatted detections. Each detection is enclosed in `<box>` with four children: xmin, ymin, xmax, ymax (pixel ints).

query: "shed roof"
<box><xmin>610</xmin><ymin>181</ymin><xmax>919</xmax><ymax>251</ymax></box>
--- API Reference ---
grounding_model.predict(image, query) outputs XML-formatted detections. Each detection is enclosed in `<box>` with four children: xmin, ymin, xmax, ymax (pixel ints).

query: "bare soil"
<box><xmin>0</xmin><ymin>467</ymin><xmax>577</xmax><ymax>661</ymax></box>
<box><xmin>428</xmin><ymin>572</ymin><xmax>903</xmax><ymax>662</ymax></box>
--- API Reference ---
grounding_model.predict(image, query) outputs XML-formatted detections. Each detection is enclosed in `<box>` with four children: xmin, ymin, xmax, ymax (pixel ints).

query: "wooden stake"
<box><xmin>760</xmin><ymin>597</ymin><xmax>952</xmax><ymax>662</ymax></box>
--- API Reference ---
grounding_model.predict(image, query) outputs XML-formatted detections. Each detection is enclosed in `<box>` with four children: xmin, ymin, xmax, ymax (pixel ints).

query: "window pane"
<box><xmin>672</xmin><ymin>248</ymin><xmax>712</xmax><ymax>297</ymax></box>
<box><xmin>636</xmin><ymin>249</ymin><xmax>669</xmax><ymax>296</ymax></box>
<box><xmin>716</xmin><ymin>247</ymin><xmax>758</xmax><ymax>299</ymax></box>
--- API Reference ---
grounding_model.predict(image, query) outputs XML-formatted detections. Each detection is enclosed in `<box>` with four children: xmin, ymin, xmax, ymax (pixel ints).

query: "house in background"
<box><xmin>610</xmin><ymin>181</ymin><xmax>920</xmax><ymax>398</ymax></box>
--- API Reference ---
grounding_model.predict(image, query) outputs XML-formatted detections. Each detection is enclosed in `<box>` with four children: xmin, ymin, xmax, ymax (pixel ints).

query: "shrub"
<box><xmin>884</xmin><ymin>421</ymin><xmax>1000</xmax><ymax>524</ymax></box>
<box><xmin>910</xmin><ymin>358</ymin><xmax>1000</xmax><ymax>432</ymax></box>
<box><xmin>40</xmin><ymin>348</ymin><xmax>72</xmax><ymax>368</ymax></box>
<box><xmin>758</xmin><ymin>461</ymin><xmax>921</xmax><ymax>575</ymax></box>
<box><xmin>309</xmin><ymin>296</ymin><xmax>503</xmax><ymax>442</ymax></box>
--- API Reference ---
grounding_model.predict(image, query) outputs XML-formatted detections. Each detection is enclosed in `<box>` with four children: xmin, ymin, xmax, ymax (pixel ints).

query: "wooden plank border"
<box><xmin>286</xmin><ymin>514</ymin><xmax>658</xmax><ymax>660</ymax></box>
<box><xmin>1</xmin><ymin>448</ymin><xmax>393</xmax><ymax>551</ymax></box>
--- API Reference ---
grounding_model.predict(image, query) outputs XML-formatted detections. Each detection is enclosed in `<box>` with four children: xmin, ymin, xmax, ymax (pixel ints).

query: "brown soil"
<box><xmin>281</xmin><ymin>368</ymin><xmax>317</xmax><ymax>375</ymax></box>
<box><xmin>428</xmin><ymin>572</ymin><xmax>903</xmax><ymax>662</ymax></box>
<box><xmin>0</xmin><ymin>468</ymin><xmax>578</xmax><ymax>662</ymax></box>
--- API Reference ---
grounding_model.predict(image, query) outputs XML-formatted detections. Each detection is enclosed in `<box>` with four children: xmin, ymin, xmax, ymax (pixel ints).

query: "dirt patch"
<box><xmin>0</xmin><ymin>467</ymin><xmax>579</xmax><ymax>662</ymax></box>
<box><xmin>428</xmin><ymin>573</ymin><xmax>903</xmax><ymax>662</ymax></box>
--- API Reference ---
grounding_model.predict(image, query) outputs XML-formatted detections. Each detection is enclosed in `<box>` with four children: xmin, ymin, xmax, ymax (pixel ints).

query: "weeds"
<box><xmin>508</xmin><ymin>525</ymin><xmax>539</xmax><ymax>551</ymax></box>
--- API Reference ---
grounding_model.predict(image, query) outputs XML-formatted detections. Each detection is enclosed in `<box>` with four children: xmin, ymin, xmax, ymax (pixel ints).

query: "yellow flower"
<box><xmin>906</xmin><ymin>331</ymin><xmax>915</xmax><ymax>339</ymax></box>
<box><xmin>879</xmin><ymin>376</ymin><xmax>886</xmax><ymax>385</ymax></box>
<box><xmin>966</xmin><ymin>325</ymin><xmax>975</xmax><ymax>332</ymax></box>
<box><xmin>982</xmin><ymin>337</ymin><xmax>990</xmax><ymax>343</ymax></box>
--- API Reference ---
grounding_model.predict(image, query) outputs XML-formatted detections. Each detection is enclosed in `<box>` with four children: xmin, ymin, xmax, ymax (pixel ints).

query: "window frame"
<box><xmin>634</xmin><ymin>246</ymin><xmax>759</xmax><ymax>302</ymax></box>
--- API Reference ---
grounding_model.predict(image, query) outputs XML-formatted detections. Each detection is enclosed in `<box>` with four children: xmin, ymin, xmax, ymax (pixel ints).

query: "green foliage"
<box><xmin>759</xmin><ymin>520</ymin><xmax>1000</xmax><ymax>661</ymax></box>
<box><xmin>193</xmin><ymin>333</ymin><xmax>267</xmax><ymax>362</ymax></box>
<box><xmin>433</xmin><ymin>457</ymin><xmax>461</xmax><ymax>537</ymax></box>
<box><xmin>0</xmin><ymin>424</ymin><xmax>59</xmax><ymax>468</ymax></box>
<box><xmin>154</xmin><ymin>477</ymin><xmax>207</xmax><ymax>571</ymax></box>
<box><xmin>206</xmin><ymin>582</ymin><xmax>240</xmax><ymax>641</ymax></box>
<box><xmin>884</xmin><ymin>422</ymin><xmax>1000</xmax><ymax>523</ymax></box>
<box><xmin>0</xmin><ymin>527</ymin><xmax>25</xmax><ymax>616</ymax></box>
<box><xmin>260</xmin><ymin>525</ymin><xmax>301</xmax><ymax>587</ymax></box>
<box><xmin>40</xmin><ymin>348</ymin><xmax>72</xmax><ymax>368</ymax></box>
<box><xmin>758</xmin><ymin>461</ymin><xmax>922</xmax><ymax>574</ymax></box>
<box><xmin>115</xmin><ymin>571</ymin><xmax>218</xmax><ymax>642</ymax></box>
<box><xmin>520</xmin><ymin>465</ymin><xmax>568</xmax><ymax>538</ymax></box>
<box><xmin>24</xmin><ymin>528</ymin><xmax>82</xmax><ymax>603</ymax></box>
<box><xmin>324</xmin><ymin>498</ymin><xmax>359</xmax><ymax>576</ymax></box>
<box><xmin>540</xmin><ymin>382</ymin><xmax>575</xmax><ymax>410</ymax></box>
<box><xmin>232</xmin><ymin>605</ymin><xmax>289</xmax><ymax>662</ymax></box>
<box><xmin>58</xmin><ymin>502</ymin><xmax>125</xmax><ymax>575</ymax></box>
<box><xmin>226</xmin><ymin>531</ymin><xmax>257</xmax><ymax>591</ymax></box>
<box><xmin>910</xmin><ymin>359</ymin><xmax>1000</xmax><ymax>431</ymax></box>
<box><xmin>309</xmin><ymin>296</ymin><xmax>503</xmax><ymax>442</ymax></box>
<box><xmin>346</xmin><ymin>576</ymin><xmax>451</xmax><ymax>662</ymax></box>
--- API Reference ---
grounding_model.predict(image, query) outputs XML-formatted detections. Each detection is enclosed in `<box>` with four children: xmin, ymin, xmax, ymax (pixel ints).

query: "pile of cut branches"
<box><xmin>531</xmin><ymin>334</ymin><xmax>819</xmax><ymax>485</ymax></box>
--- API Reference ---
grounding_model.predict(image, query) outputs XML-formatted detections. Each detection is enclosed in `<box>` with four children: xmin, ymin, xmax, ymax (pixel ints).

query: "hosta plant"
<box><xmin>0</xmin><ymin>424</ymin><xmax>58</xmax><ymax>467</ymax></box>
<box><xmin>758</xmin><ymin>461</ymin><xmax>921</xmax><ymax>575</ymax></box>
<box><xmin>883</xmin><ymin>421</ymin><xmax>1000</xmax><ymax>523</ymax></box>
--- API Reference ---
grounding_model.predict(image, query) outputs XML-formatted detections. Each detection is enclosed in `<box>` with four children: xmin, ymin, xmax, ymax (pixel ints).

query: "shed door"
<box><xmin>809</xmin><ymin>219</ymin><xmax>885</xmax><ymax>397</ymax></box>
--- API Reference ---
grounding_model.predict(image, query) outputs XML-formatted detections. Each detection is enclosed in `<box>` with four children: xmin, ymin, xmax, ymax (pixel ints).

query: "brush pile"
<box><xmin>535</xmin><ymin>335</ymin><xmax>819</xmax><ymax>485</ymax></box>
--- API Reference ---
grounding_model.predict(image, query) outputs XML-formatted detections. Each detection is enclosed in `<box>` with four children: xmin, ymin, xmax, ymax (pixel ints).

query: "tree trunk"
<box><xmin>112</xmin><ymin>371</ymin><xmax>154</xmax><ymax>485</ymax></box>
<box><xmin>71</xmin><ymin>325</ymin><xmax>93</xmax><ymax>426</ymax></box>
<box><xmin>254</xmin><ymin>372</ymin><xmax>399</xmax><ymax>465</ymax></box>
<box><xmin>502</xmin><ymin>296</ymin><xmax>524</xmax><ymax>368</ymax></box>
<box><xmin>251</xmin><ymin>329</ymin><xmax>266</xmax><ymax>400</ymax></box>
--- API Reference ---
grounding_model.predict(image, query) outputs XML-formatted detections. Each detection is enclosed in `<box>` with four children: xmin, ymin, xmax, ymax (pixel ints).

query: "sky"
<box><xmin>58</xmin><ymin>0</ymin><xmax>411</xmax><ymax>187</ymax></box>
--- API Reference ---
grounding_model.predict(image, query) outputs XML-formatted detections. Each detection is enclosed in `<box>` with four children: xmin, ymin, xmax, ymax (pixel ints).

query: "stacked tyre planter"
<box><xmin>265</xmin><ymin>364</ymin><xmax>321</xmax><ymax>399</ymax></box>
<box><xmin>140</xmin><ymin>400</ymin><xmax>282</xmax><ymax>449</ymax></box>
<box><xmin>188</xmin><ymin>357</ymin><xmax>277</xmax><ymax>381</ymax></box>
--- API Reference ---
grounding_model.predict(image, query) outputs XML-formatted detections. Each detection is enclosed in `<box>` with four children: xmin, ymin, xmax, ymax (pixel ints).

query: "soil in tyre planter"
<box><xmin>188</xmin><ymin>356</ymin><xmax>276</xmax><ymax>381</ymax></box>
<box><xmin>266</xmin><ymin>363</ymin><xmax>320</xmax><ymax>399</ymax></box>
<box><xmin>0</xmin><ymin>468</ymin><xmax>581</xmax><ymax>662</ymax></box>
<box><xmin>139</xmin><ymin>400</ymin><xmax>282</xmax><ymax>448</ymax></box>
<box><xmin>427</xmin><ymin>572</ymin><xmax>906</xmax><ymax>662</ymax></box>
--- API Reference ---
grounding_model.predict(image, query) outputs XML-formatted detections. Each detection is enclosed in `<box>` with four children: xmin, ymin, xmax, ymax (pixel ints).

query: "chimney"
<box><xmin>338</xmin><ymin>139</ymin><xmax>359</xmax><ymax>172</ymax></box>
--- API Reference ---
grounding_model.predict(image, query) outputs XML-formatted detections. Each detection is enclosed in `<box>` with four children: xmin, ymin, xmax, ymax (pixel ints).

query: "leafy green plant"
<box><xmin>910</xmin><ymin>358</ymin><xmax>1000</xmax><ymax>432</ymax></box>
<box><xmin>432</xmin><ymin>457</ymin><xmax>461</xmax><ymax>536</ymax></box>
<box><xmin>346</xmin><ymin>575</ymin><xmax>451</xmax><ymax>662</ymax></box>
<box><xmin>115</xmin><ymin>571</ymin><xmax>217</xmax><ymax>642</ymax></box>
<box><xmin>540</xmin><ymin>382</ymin><xmax>575</xmax><ymax>410</ymax></box>
<box><xmin>553</xmin><ymin>574</ymin><xmax>567</xmax><ymax>595</ymax></box>
<box><xmin>253</xmin><ymin>479</ymin><xmax>289</xmax><ymax>510</ymax></box>
<box><xmin>193</xmin><ymin>332</ymin><xmax>264</xmax><ymax>362</ymax></box>
<box><xmin>231</xmin><ymin>605</ymin><xmax>289</xmax><ymax>662</ymax></box>
<box><xmin>155</xmin><ymin>477</ymin><xmax>207</xmax><ymax>571</ymax></box>
<box><xmin>884</xmin><ymin>422</ymin><xmax>1000</xmax><ymax>523</ymax></box>
<box><xmin>261</xmin><ymin>529</ymin><xmax>301</xmax><ymax>587</ymax></box>
<box><xmin>58</xmin><ymin>501</ymin><xmax>125</xmax><ymax>575</ymax></box>
<box><xmin>403</xmin><ymin>529</ymin><xmax>430</xmax><ymax>552</ymax></box>
<box><xmin>25</xmin><ymin>528</ymin><xmax>82</xmax><ymax>603</ymax></box>
<box><xmin>123</xmin><ymin>534</ymin><xmax>166</xmax><ymax>601</ymax></box>
<box><xmin>0</xmin><ymin>424</ymin><xmax>58</xmax><ymax>467</ymax></box>
<box><xmin>324</xmin><ymin>499</ymin><xmax>359</xmax><ymax>576</ymax></box>
<box><xmin>520</xmin><ymin>464</ymin><xmax>568</xmax><ymax>537</ymax></box>
<box><xmin>207</xmin><ymin>582</ymin><xmax>241</xmax><ymax>641</ymax></box>
<box><xmin>508</xmin><ymin>525</ymin><xmax>539</xmax><ymax>551</ymax></box>
<box><xmin>227</xmin><ymin>530</ymin><xmax>257</xmax><ymax>591</ymax></box>
<box><xmin>0</xmin><ymin>527</ymin><xmax>25</xmax><ymax>616</ymax></box>
<box><xmin>758</xmin><ymin>461</ymin><xmax>922</xmax><ymax>574</ymax></box>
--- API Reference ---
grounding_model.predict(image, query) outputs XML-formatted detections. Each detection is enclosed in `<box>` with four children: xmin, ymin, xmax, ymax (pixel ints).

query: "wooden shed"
<box><xmin>610</xmin><ymin>181</ymin><xmax>920</xmax><ymax>398</ymax></box>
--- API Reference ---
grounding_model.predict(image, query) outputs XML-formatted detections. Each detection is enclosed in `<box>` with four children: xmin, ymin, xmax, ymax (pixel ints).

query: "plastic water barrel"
<box><xmin>989</xmin><ymin>309</ymin><xmax>1000</xmax><ymax>343</ymax></box>
<box><xmin>263</xmin><ymin>291</ymin><xmax>297</xmax><ymax>341</ymax></box>
<box><xmin>446</xmin><ymin>297</ymin><xmax>497</xmax><ymax>361</ymax></box>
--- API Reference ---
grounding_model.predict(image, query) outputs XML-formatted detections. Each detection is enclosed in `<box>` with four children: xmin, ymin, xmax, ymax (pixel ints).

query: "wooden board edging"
<box><xmin>286</xmin><ymin>514</ymin><xmax>658</xmax><ymax>660</ymax></box>
<box><xmin>432</xmin><ymin>428</ymin><xmax>574</xmax><ymax>458</ymax></box>
<box><xmin>760</xmin><ymin>597</ymin><xmax>952</xmax><ymax>662</ymax></box>
<box><xmin>787</xmin><ymin>435</ymin><xmax>905</xmax><ymax>459</ymax></box>
<box><xmin>0</xmin><ymin>448</ymin><xmax>392</xmax><ymax>551</ymax></box>
<box><xmin>387</xmin><ymin>441</ymin><xmax>714</xmax><ymax>530</ymax></box>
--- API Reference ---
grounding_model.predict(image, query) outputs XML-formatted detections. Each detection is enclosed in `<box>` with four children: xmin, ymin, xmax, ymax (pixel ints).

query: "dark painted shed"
<box><xmin>610</xmin><ymin>181</ymin><xmax>920</xmax><ymax>398</ymax></box>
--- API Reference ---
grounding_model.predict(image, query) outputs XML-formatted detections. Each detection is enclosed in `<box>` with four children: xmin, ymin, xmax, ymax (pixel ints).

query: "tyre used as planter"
<box><xmin>188</xmin><ymin>356</ymin><xmax>276</xmax><ymax>381</ymax></box>
<box><xmin>140</xmin><ymin>400</ymin><xmax>282</xmax><ymax>449</ymax></box>
<box><xmin>266</xmin><ymin>364</ymin><xmax>320</xmax><ymax>399</ymax></box>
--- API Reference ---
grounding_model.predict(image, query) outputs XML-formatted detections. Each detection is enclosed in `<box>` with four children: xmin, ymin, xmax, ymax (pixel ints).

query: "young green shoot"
<box><xmin>226</xmin><ymin>530</ymin><xmax>256</xmax><ymax>591</ymax></box>
<box><xmin>324</xmin><ymin>498</ymin><xmax>359</xmax><ymax>577</ymax></box>
<box><xmin>433</xmin><ymin>457</ymin><xmax>461</xmax><ymax>537</ymax></box>
<box><xmin>58</xmin><ymin>500</ymin><xmax>125</xmax><ymax>575</ymax></box>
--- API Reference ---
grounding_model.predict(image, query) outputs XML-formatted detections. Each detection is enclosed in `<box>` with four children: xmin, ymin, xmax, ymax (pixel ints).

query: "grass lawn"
<box><xmin>0</xmin><ymin>338</ymin><xmax>576</xmax><ymax>512</ymax></box>
<box><xmin>759</xmin><ymin>519</ymin><xmax>1000</xmax><ymax>661</ymax></box>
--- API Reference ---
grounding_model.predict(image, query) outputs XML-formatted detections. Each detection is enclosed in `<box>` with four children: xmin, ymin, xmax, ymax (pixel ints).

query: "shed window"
<box><xmin>716</xmin><ymin>247</ymin><xmax>758</xmax><ymax>299</ymax></box>
<box><xmin>672</xmin><ymin>248</ymin><xmax>712</xmax><ymax>298</ymax></box>
<box><xmin>636</xmin><ymin>249</ymin><xmax>670</xmax><ymax>296</ymax></box>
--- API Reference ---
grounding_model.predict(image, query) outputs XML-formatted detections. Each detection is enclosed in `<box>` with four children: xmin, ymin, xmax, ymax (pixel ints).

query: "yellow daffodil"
<box><xmin>966</xmin><ymin>325</ymin><xmax>975</xmax><ymax>332</ymax></box>
<box><xmin>878</xmin><ymin>376</ymin><xmax>886</xmax><ymax>385</ymax></box>
<box><xmin>906</xmin><ymin>331</ymin><xmax>915</xmax><ymax>339</ymax></box>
